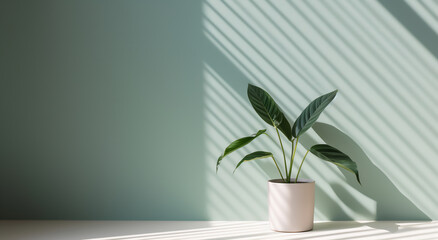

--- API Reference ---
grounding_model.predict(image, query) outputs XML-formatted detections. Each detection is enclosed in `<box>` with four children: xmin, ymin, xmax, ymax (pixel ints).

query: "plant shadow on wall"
<box><xmin>302</xmin><ymin>123</ymin><xmax>431</xmax><ymax>221</ymax></box>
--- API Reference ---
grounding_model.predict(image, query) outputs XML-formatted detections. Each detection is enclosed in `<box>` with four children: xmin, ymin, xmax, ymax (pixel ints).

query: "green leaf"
<box><xmin>310</xmin><ymin>144</ymin><xmax>361</xmax><ymax>184</ymax></box>
<box><xmin>247</xmin><ymin>84</ymin><xmax>292</xmax><ymax>140</ymax></box>
<box><xmin>216</xmin><ymin>129</ymin><xmax>266</xmax><ymax>172</ymax></box>
<box><xmin>234</xmin><ymin>151</ymin><xmax>273</xmax><ymax>173</ymax></box>
<box><xmin>277</xmin><ymin>115</ymin><xmax>292</xmax><ymax>141</ymax></box>
<box><xmin>292</xmin><ymin>90</ymin><xmax>337</xmax><ymax>138</ymax></box>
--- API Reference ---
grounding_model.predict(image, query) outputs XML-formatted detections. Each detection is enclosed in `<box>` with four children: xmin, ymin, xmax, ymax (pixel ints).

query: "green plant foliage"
<box><xmin>292</xmin><ymin>90</ymin><xmax>337</xmax><ymax>138</ymax></box>
<box><xmin>247</xmin><ymin>84</ymin><xmax>292</xmax><ymax>140</ymax></box>
<box><xmin>234</xmin><ymin>151</ymin><xmax>273</xmax><ymax>173</ymax></box>
<box><xmin>310</xmin><ymin>144</ymin><xmax>361</xmax><ymax>184</ymax></box>
<box><xmin>217</xmin><ymin>84</ymin><xmax>361</xmax><ymax>185</ymax></box>
<box><xmin>216</xmin><ymin>129</ymin><xmax>266</xmax><ymax>172</ymax></box>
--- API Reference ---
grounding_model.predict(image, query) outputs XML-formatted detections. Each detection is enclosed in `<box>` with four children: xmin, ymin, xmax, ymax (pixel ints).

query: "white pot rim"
<box><xmin>268</xmin><ymin>178</ymin><xmax>315</xmax><ymax>184</ymax></box>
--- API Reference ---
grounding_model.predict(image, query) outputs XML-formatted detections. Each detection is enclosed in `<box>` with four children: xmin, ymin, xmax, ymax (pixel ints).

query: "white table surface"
<box><xmin>0</xmin><ymin>221</ymin><xmax>437</xmax><ymax>240</ymax></box>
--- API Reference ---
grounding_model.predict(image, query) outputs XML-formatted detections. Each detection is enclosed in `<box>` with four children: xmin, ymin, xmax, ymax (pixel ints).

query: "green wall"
<box><xmin>1</xmin><ymin>0</ymin><xmax>205</xmax><ymax>220</ymax></box>
<box><xmin>2</xmin><ymin>0</ymin><xmax>438</xmax><ymax>220</ymax></box>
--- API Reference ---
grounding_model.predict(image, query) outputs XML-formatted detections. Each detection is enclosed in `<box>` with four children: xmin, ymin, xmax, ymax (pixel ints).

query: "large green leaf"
<box><xmin>310</xmin><ymin>144</ymin><xmax>361</xmax><ymax>184</ymax></box>
<box><xmin>247</xmin><ymin>84</ymin><xmax>292</xmax><ymax>140</ymax></box>
<box><xmin>292</xmin><ymin>90</ymin><xmax>337</xmax><ymax>138</ymax></box>
<box><xmin>277</xmin><ymin>114</ymin><xmax>292</xmax><ymax>141</ymax></box>
<box><xmin>234</xmin><ymin>151</ymin><xmax>273</xmax><ymax>173</ymax></box>
<box><xmin>216</xmin><ymin>129</ymin><xmax>266</xmax><ymax>172</ymax></box>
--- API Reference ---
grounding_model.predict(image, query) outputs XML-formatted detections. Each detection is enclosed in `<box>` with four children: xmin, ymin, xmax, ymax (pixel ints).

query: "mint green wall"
<box><xmin>1</xmin><ymin>0</ymin><xmax>205</xmax><ymax>220</ymax></box>
<box><xmin>2</xmin><ymin>0</ymin><xmax>437</xmax><ymax>221</ymax></box>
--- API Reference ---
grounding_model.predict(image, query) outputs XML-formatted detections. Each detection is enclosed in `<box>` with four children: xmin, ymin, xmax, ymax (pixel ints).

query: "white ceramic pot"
<box><xmin>268</xmin><ymin>178</ymin><xmax>315</xmax><ymax>232</ymax></box>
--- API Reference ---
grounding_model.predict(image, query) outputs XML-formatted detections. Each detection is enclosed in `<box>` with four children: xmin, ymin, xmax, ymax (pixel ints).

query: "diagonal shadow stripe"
<box><xmin>378</xmin><ymin>0</ymin><xmax>438</xmax><ymax>60</ymax></box>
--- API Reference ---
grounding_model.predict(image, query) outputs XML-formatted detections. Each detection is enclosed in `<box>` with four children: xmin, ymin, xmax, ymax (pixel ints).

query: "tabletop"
<box><xmin>1</xmin><ymin>220</ymin><xmax>437</xmax><ymax>240</ymax></box>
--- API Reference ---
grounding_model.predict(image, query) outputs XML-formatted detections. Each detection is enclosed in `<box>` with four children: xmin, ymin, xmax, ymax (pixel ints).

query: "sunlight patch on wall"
<box><xmin>203</xmin><ymin>0</ymin><xmax>438</xmax><ymax>220</ymax></box>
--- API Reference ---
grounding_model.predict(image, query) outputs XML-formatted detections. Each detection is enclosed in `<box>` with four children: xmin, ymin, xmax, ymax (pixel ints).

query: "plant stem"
<box><xmin>295</xmin><ymin>149</ymin><xmax>310</xmax><ymax>183</ymax></box>
<box><xmin>271</xmin><ymin>156</ymin><xmax>285</xmax><ymax>182</ymax></box>
<box><xmin>288</xmin><ymin>138</ymin><xmax>295</xmax><ymax>181</ymax></box>
<box><xmin>275</xmin><ymin>127</ymin><xmax>288</xmax><ymax>180</ymax></box>
<box><xmin>288</xmin><ymin>137</ymin><xmax>299</xmax><ymax>181</ymax></box>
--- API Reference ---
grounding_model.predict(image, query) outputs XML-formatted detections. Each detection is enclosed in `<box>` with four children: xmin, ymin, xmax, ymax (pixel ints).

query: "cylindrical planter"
<box><xmin>268</xmin><ymin>178</ymin><xmax>315</xmax><ymax>232</ymax></box>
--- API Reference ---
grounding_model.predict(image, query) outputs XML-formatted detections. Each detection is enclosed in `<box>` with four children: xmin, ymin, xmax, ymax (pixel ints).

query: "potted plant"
<box><xmin>216</xmin><ymin>84</ymin><xmax>361</xmax><ymax>232</ymax></box>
